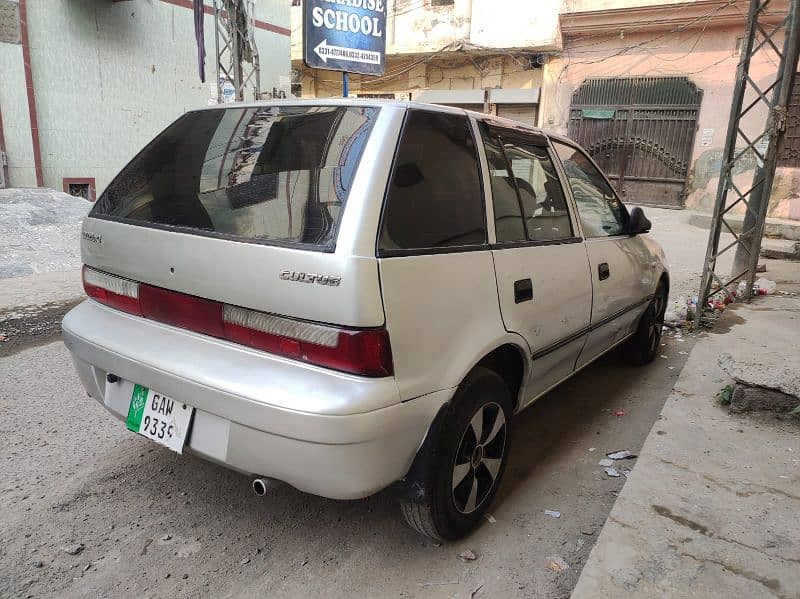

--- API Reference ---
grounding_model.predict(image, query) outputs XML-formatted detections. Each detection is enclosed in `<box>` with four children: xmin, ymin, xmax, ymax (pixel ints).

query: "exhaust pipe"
<box><xmin>251</xmin><ymin>478</ymin><xmax>275</xmax><ymax>496</ymax></box>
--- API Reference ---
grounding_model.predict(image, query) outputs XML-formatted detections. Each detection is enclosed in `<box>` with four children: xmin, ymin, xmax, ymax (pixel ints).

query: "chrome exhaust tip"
<box><xmin>251</xmin><ymin>478</ymin><xmax>273</xmax><ymax>496</ymax></box>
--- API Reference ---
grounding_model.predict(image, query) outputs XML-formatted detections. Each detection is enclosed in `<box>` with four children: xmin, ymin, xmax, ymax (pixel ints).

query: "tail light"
<box><xmin>82</xmin><ymin>265</ymin><xmax>142</xmax><ymax>316</ymax></box>
<box><xmin>81</xmin><ymin>266</ymin><xmax>393</xmax><ymax>377</ymax></box>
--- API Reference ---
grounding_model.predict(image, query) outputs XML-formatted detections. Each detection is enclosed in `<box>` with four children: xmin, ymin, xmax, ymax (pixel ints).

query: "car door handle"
<box><xmin>598</xmin><ymin>263</ymin><xmax>610</xmax><ymax>281</ymax></box>
<box><xmin>514</xmin><ymin>278</ymin><xmax>533</xmax><ymax>303</ymax></box>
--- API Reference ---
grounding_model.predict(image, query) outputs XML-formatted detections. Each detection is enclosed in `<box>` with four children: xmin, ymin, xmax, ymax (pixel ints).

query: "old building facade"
<box><xmin>290</xmin><ymin>0</ymin><xmax>561</xmax><ymax>127</ymax></box>
<box><xmin>291</xmin><ymin>0</ymin><xmax>798</xmax><ymax>218</ymax></box>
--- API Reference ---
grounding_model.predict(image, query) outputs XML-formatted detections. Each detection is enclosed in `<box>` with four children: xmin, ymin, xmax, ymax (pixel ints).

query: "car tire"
<box><xmin>623</xmin><ymin>281</ymin><xmax>667</xmax><ymax>366</ymax></box>
<box><xmin>400</xmin><ymin>367</ymin><xmax>513</xmax><ymax>541</ymax></box>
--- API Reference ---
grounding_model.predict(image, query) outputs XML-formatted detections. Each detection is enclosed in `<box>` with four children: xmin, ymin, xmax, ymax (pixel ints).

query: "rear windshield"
<box><xmin>91</xmin><ymin>105</ymin><xmax>380</xmax><ymax>250</ymax></box>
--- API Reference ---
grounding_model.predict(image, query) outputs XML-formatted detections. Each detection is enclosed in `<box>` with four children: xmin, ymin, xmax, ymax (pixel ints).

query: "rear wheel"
<box><xmin>400</xmin><ymin>367</ymin><xmax>512</xmax><ymax>541</ymax></box>
<box><xmin>623</xmin><ymin>282</ymin><xmax>667</xmax><ymax>365</ymax></box>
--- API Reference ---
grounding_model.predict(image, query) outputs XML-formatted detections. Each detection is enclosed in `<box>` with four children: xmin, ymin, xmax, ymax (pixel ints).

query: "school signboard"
<box><xmin>303</xmin><ymin>0</ymin><xmax>387</xmax><ymax>76</ymax></box>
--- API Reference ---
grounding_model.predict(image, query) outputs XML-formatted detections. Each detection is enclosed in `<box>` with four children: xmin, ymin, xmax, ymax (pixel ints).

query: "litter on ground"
<box><xmin>607</xmin><ymin>450</ymin><xmax>637</xmax><ymax>460</ymax></box>
<box><xmin>458</xmin><ymin>549</ymin><xmax>477</xmax><ymax>562</ymax></box>
<box><xmin>545</xmin><ymin>556</ymin><xmax>570</xmax><ymax>573</ymax></box>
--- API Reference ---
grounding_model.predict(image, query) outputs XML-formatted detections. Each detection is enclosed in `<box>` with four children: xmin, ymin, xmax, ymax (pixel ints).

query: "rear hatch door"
<box><xmin>83</xmin><ymin>104</ymin><xmax>384</xmax><ymax>328</ymax></box>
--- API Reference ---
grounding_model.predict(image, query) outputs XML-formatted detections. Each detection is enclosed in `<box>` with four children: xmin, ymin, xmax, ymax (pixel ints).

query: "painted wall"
<box><xmin>290</xmin><ymin>0</ymin><xmax>562</xmax><ymax>60</ymax></box>
<box><xmin>0</xmin><ymin>0</ymin><xmax>290</xmax><ymax>192</ymax></box>
<box><xmin>563</xmin><ymin>0</ymin><xmax>688</xmax><ymax>11</ymax></box>
<box><xmin>0</xmin><ymin>37</ymin><xmax>35</xmax><ymax>186</ymax></box>
<box><xmin>298</xmin><ymin>54</ymin><xmax>543</xmax><ymax>103</ymax></box>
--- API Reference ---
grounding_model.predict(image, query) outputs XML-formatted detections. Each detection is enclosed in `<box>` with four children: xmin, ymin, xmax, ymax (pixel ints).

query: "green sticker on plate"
<box><xmin>126</xmin><ymin>384</ymin><xmax>149</xmax><ymax>432</ymax></box>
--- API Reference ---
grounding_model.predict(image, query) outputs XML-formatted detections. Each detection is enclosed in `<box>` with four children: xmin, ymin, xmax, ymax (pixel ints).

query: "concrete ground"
<box><xmin>0</xmin><ymin>326</ymin><xmax>692</xmax><ymax>599</ymax></box>
<box><xmin>572</xmin><ymin>260</ymin><xmax>800</xmax><ymax>598</ymax></box>
<box><xmin>0</xmin><ymin>207</ymin><xmax>748</xmax><ymax>598</ymax></box>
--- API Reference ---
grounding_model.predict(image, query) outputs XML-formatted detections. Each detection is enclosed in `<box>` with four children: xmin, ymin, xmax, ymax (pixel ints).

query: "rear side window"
<box><xmin>91</xmin><ymin>106</ymin><xmax>379</xmax><ymax>250</ymax></box>
<box><xmin>379</xmin><ymin>110</ymin><xmax>485</xmax><ymax>254</ymax></box>
<box><xmin>552</xmin><ymin>141</ymin><xmax>628</xmax><ymax>238</ymax></box>
<box><xmin>482</xmin><ymin>124</ymin><xmax>573</xmax><ymax>243</ymax></box>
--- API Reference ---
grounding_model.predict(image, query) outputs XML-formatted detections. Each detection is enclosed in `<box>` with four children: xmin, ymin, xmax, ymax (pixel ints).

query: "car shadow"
<box><xmin>126</xmin><ymin>342</ymin><xmax>686</xmax><ymax>525</ymax></box>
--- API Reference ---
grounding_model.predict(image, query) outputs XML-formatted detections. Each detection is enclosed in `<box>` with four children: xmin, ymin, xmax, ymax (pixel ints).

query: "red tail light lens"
<box><xmin>82</xmin><ymin>265</ymin><xmax>142</xmax><ymax>316</ymax></box>
<box><xmin>81</xmin><ymin>266</ymin><xmax>394</xmax><ymax>377</ymax></box>
<box><xmin>221</xmin><ymin>304</ymin><xmax>393</xmax><ymax>377</ymax></box>
<box><xmin>139</xmin><ymin>285</ymin><xmax>225</xmax><ymax>339</ymax></box>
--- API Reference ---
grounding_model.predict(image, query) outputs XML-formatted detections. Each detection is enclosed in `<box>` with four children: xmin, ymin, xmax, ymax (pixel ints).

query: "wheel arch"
<box><xmin>391</xmin><ymin>342</ymin><xmax>529</xmax><ymax>503</ymax></box>
<box><xmin>658</xmin><ymin>270</ymin><xmax>670</xmax><ymax>296</ymax></box>
<box><xmin>473</xmin><ymin>343</ymin><xmax>528</xmax><ymax>412</ymax></box>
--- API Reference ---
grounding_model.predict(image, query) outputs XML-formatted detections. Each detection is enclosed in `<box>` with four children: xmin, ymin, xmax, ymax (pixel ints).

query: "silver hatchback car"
<box><xmin>63</xmin><ymin>100</ymin><xmax>668</xmax><ymax>540</ymax></box>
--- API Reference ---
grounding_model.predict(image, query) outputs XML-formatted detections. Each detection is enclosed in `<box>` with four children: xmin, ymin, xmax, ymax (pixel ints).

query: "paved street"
<box><xmin>0</xmin><ymin>208</ymin><xmax>714</xmax><ymax>598</ymax></box>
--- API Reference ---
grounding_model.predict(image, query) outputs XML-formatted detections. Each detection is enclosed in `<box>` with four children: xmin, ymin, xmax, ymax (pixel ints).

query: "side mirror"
<box><xmin>628</xmin><ymin>206</ymin><xmax>652</xmax><ymax>235</ymax></box>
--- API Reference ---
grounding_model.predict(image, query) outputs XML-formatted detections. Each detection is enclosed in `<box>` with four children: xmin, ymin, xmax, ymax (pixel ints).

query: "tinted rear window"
<box><xmin>379</xmin><ymin>110</ymin><xmax>485</xmax><ymax>254</ymax></box>
<box><xmin>91</xmin><ymin>105</ymin><xmax>379</xmax><ymax>250</ymax></box>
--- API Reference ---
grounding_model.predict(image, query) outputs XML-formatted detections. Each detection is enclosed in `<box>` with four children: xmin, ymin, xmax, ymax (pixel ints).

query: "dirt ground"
<box><xmin>0</xmin><ymin>333</ymin><xmax>692</xmax><ymax>599</ymax></box>
<box><xmin>0</xmin><ymin>207</ymin><xmax>711</xmax><ymax>598</ymax></box>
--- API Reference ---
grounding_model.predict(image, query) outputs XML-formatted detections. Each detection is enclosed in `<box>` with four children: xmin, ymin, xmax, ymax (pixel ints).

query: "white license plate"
<box><xmin>125</xmin><ymin>384</ymin><xmax>194</xmax><ymax>454</ymax></box>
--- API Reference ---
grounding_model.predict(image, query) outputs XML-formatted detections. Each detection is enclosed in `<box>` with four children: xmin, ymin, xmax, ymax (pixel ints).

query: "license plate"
<box><xmin>125</xmin><ymin>384</ymin><xmax>194</xmax><ymax>454</ymax></box>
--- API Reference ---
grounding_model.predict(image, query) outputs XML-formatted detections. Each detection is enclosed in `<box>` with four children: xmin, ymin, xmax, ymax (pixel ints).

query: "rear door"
<box><xmin>480</xmin><ymin>123</ymin><xmax>592</xmax><ymax>404</ymax></box>
<box><xmin>551</xmin><ymin>140</ymin><xmax>655</xmax><ymax>367</ymax></box>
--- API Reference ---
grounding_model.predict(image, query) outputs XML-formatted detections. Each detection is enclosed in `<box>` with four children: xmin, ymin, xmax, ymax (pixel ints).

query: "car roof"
<box><xmin>190</xmin><ymin>98</ymin><xmax>569</xmax><ymax>143</ymax></box>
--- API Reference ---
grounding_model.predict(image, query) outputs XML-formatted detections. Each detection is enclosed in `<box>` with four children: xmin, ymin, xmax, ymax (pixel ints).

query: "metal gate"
<box><xmin>567</xmin><ymin>77</ymin><xmax>702</xmax><ymax>208</ymax></box>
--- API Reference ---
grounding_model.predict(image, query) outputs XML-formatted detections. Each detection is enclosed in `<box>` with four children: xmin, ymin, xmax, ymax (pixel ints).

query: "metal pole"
<box><xmin>696</xmin><ymin>0</ymin><xmax>760</xmax><ymax>324</ymax></box>
<box><xmin>343</xmin><ymin>72</ymin><xmax>349</xmax><ymax>97</ymax></box>
<box><xmin>742</xmin><ymin>3</ymin><xmax>800</xmax><ymax>294</ymax></box>
<box><xmin>733</xmin><ymin>3</ymin><xmax>800</xmax><ymax>279</ymax></box>
<box><xmin>214</xmin><ymin>2</ymin><xmax>222</xmax><ymax>104</ymax></box>
<box><xmin>695</xmin><ymin>0</ymin><xmax>799</xmax><ymax>325</ymax></box>
<box><xmin>232</xmin><ymin>4</ymin><xmax>243</xmax><ymax>101</ymax></box>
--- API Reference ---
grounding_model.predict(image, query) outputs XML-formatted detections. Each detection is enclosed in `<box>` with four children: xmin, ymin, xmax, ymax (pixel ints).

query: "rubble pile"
<box><xmin>0</xmin><ymin>188</ymin><xmax>91</xmax><ymax>279</ymax></box>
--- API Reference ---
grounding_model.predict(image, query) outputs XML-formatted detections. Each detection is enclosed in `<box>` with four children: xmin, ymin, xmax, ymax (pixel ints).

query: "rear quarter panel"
<box><xmin>379</xmin><ymin>251</ymin><xmax>528</xmax><ymax>401</ymax></box>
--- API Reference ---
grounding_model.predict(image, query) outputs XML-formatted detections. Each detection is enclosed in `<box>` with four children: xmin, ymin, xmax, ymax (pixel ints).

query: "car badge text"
<box><xmin>279</xmin><ymin>270</ymin><xmax>341</xmax><ymax>286</ymax></box>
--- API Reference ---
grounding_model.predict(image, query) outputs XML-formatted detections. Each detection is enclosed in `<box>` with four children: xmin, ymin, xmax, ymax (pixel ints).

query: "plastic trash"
<box><xmin>607</xmin><ymin>450</ymin><xmax>637</xmax><ymax>460</ymax></box>
<box><xmin>546</xmin><ymin>556</ymin><xmax>570</xmax><ymax>572</ymax></box>
<box><xmin>544</xmin><ymin>509</ymin><xmax>561</xmax><ymax>519</ymax></box>
<box><xmin>754</xmin><ymin>278</ymin><xmax>776</xmax><ymax>295</ymax></box>
<box><xmin>458</xmin><ymin>549</ymin><xmax>477</xmax><ymax>562</ymax></box>
<box><xmin>664</xmin><ymin>295</ymin><xmax>688</xmax><ymax>324</ymax></box>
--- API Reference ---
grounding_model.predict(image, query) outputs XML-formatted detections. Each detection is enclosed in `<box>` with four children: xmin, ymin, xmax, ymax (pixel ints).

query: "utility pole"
<box><xmin>696</xmin><ymin>0</ymin><xmax>799</xmax><ymax>326</ymax></box>
<box><xmin>213</xmin><ymin>0</ymin><xmax>261</xmax><ymax>102</ymax></box>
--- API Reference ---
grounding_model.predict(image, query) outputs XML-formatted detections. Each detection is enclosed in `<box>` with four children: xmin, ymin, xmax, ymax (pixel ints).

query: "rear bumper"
<box><xmin>62</xmin><ymin>300</ymin><xmax>451</xmax><ymax>499</ymax></box>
